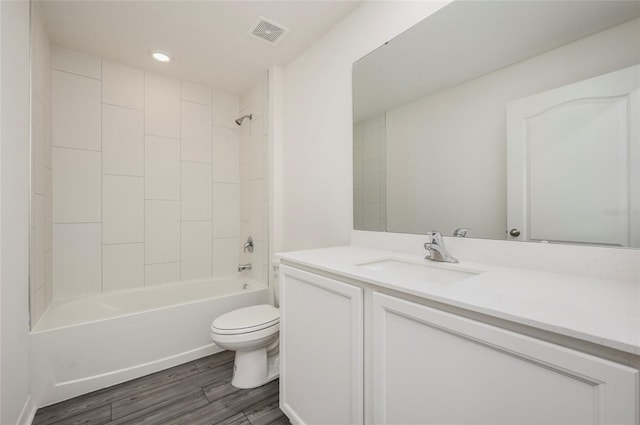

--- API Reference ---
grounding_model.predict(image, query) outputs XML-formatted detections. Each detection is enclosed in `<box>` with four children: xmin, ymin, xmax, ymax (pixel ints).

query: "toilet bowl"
<box><xmin>210</xmin><ymin>303</ymin><xmax>280</xmax><ymax>389</ymax></box>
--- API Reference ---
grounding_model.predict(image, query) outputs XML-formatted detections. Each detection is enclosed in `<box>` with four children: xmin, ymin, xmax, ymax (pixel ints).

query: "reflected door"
<box><xmin>507</xmin><ymin>65</ymin><xmax>640</xmax><ymax>247</ymax></box>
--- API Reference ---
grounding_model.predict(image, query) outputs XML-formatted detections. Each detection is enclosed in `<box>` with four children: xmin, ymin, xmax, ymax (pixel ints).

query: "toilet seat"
<box><xmin>211</xmin><ymin>304</ymin><xmax>279</xmax><ymax>335</ymax></box>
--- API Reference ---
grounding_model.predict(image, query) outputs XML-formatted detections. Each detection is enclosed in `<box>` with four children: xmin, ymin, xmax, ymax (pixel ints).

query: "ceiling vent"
<box><xmin>249</xmin><ymin>16</ymin><xmax>289</xmax><ymax>46</ymax></box>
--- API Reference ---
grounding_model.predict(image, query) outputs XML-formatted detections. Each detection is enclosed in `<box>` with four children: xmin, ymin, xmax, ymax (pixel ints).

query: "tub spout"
<box><xmin>238</xmin><ymin>263</ymin><xmax>252</xmax><ymax>272</ymax></box>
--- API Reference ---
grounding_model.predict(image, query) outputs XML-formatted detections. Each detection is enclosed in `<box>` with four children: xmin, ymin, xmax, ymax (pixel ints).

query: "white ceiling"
<box><xmin>39</xmin><ymin>0</ymin><xmax>361</xmax><ymax>95</ymax></box>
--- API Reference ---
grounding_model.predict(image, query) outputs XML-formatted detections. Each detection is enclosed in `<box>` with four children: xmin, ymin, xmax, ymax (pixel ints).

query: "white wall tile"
<box><xmin>213</xmin><ymin>126</ymin><xmax>239</xmax><ymax>183</ymax></box>
<box><xmin>354</xmin><ymin>189</ymin><xmax>364</xmax><ymax>229</ymax></box>
<box><xmin>239</xmin><ymin>122</ymin><xmax>251</xmax><ymax>166</ymax></box>
<box><xmin>181</xmin><ymin>82</ymin><xmax>211</xmax><ymax>106</ymax></box>
<box><xmin>53</xmin><ymin>148</ymin><xmax>101</xmax><ymax>223</ymax></box>
<box><xmin>181</xmin><ymin>221</ymin><xmax>213</xmax><ymax>280</ymax></box>
<box><xmin>145</xmin><ymin>262</ymin><xmax>181</xmax><ymax>286</ymax></box>
<box><xmin>145</xmin><ymin>135</ymin><xmax>180</xmax><ymax>200</ymax></box>
<box><xmin>52</xmin><ymin>45</ymin><xmax>101</xmax><ymax>79</ymax></box>
<box><xmin>102</xmin><ymin>105</ymin><xmax>144</xmax><ymax>176</ymax></box>
<box><xmin>103</xmin><ymin>175</ymin><xmax>144</xmax><ymax>244</ymax></box>
<box><xmin>31</xmin><ymin>194</ymin><xmax>45</xmax><ymax>290</ymax></box>
<box><xmin>31</xmin><ymin>285</ymin><xmax>46</xmax><ymax>326</ymax></box>
<box><xmin>212</xmin><ymin>89</ymin><xmax>239</xmax><ymax>129</ymax></box>
<box><xmin>240</xmin><ymin>92</ymin><xmax>251</xmax><ymax>112</ymax></box>
<box><xmin>249</xmin><ymin>116</ymin><xmax>264</xmax><ymax>180</ymax></box>
<box><xmin>363</xmin><ymin>159</ymin><xmax>380</xmax><ymax>204</ymax></box>
<box><xmin>45</xmin><ymin>167</ymin><xmax>53</xmax><ymax>250</ymax></box>
<box><xmin>250</xmin><ymin>240</ymin><xmax>265</xmax><ymax>282</ymax></box>
<box><xmin>363</xmin><ymin>118</ymin><xmax>380</xmax><ymax>160</ymax></box>
<box><xmin>145</xmin><ymin>200</ymin><xmax>180</xmax><ymax>264</ymax></box>
<box><xmin>212</xmin><ymin>238</ymin><xmax>240</xmax><ymax>277</ymax></box>
<box><xmin>52</xmin><ymin>70</ymin><xmax>101</xmax><ymax>151</ymax></box>
<box><xmin>32</xmin><ymin>97</ymin><xmax>46</xmax><ymax>195</ymax></box>
<box><xmin>239</xmin><ymin>165</ymin><xmax>250</xmax><ymax>221</ymax></box>
<box><xmin>45</xmin><ymin>250</ymin><xmax>53</xmax><ymax>303</ymax></box>
<box><xmin>353</xmin><ymin>146</ymin><xmax>363</xmax><ymax>189</ymax></box>
<box><xmin>250</xmin><ymin>179</ymin><xmax>264</xmax><ymax>241</ymax></box>
<box><xmin>213</xmin><ymin>183</ymin><xmax>239</xmax><ymax>238</ymax></box>
<box><xmin>53</xmin><ymin>223</ymin><xmax>102</xmax><ymax>299</ymax></box>
<box><xmin>181</xmin><ymin>101</ymin><xmax>212</xmax><ymax>163</ymax></box>
<box><xmin>145</xmin><ymin>73</ymin><xmax>180</xmax><ymax>139</ymax></box>
<box><xmin>363</xmin><ymin>204</ymin><xmax>380</xmax><ymax>231</ymax></box>
<box><xmin>102</xmin><ymin>243</ymin><xmax>144</xmax><ymax>292</ymax></box>
<box><xmin>181</xmin><ymin>161</ymin><xmax>213</xmax><ymax>221</ymax></box>
<box><xmin>44</xmin><ymin>87</ymin><xmax>53</xmax><ymax>170</ymax></box>
<box><xmin>102</xmin><ymin>60</ymin><xmax>144</xmax><ymax>110</ymax></box>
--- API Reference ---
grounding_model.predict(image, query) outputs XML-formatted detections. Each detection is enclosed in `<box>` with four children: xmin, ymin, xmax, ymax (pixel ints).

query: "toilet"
<box><xmin>210</xmin><ymin>283</ymin><xmax>280</xmax><ymax>389</ymax></box>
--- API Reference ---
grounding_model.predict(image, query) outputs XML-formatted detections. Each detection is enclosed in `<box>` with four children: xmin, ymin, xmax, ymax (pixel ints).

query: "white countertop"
<box><xmin>278</xmin><ymin>245</ymin><xmax>640</xmax><ymax>356</ymax></box>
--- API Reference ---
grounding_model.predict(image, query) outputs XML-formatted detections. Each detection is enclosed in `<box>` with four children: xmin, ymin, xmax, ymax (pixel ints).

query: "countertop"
<box><xmin>278</xmin><ymin>245</ymin><xmax>640</xmax><ymax>356</ymax></box>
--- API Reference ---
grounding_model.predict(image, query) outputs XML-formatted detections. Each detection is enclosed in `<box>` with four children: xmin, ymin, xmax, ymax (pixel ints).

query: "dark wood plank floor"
<box><xmin>33</xmin><ymin>350</ymin><xmax>289</xmax><ymax>425</ymax></box>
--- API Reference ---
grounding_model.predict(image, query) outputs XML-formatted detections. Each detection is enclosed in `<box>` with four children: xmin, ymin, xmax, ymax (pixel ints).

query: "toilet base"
<box><xmin>231</xmin><ymin>348</ymin><xmax>280</xmax><ymax>389</ymax></box>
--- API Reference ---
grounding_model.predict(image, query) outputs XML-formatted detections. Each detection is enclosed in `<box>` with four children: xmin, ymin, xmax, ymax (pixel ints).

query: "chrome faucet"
<box><xmin>243</xmin><ymin>236</ymin><xmax>254</xmax><ymax>253</ymax></box>
<box><xmin>453</xmin><ymin>228</ymin><xmax>469</xmax><ymax>237</ymax></box>
<box><xmin>238</xmin><ymin>263</ymin><xmax>252</xmax><ymax>272</ymax></box>
<box><xmin>424</xmin><ymin>231</ymin><xmax>459</xmax><ymax>263</ymax></box>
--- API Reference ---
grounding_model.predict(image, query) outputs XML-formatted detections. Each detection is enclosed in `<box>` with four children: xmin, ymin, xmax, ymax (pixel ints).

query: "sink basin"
<box><xmin>356</xmin><ymin>258</ymin><xmax>482</xmax><ymax>284</ymax></box>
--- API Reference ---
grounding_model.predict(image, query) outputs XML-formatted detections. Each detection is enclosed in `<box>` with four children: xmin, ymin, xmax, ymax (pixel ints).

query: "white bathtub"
<box><xmin>29</xmin><ymin>278</ymin><xmax>269</xmax><ymax>407</ymax></box>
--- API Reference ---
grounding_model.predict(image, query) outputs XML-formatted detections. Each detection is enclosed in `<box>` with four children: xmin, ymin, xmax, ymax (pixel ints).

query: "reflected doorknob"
<box><xmin>509</xmin><ymin>228</ymin><xmax>521</xmax><ymax>237</ymax></box>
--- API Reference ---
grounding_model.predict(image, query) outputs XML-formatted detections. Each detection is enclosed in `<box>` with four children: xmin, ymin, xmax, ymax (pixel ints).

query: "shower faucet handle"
<box><xmin>243</xmin><ymin>236</ymin><xmax>254</xmax><ymax>253</ymax></box>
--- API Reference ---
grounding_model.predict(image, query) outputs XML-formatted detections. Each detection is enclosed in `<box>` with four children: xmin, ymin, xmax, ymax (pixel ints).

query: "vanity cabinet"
<box><xmin>279</xmin><ymin>265</ymin><xmax>364</xmax><ymax>425</ymax></box>
<box><xmin>372</xmin><ymin>293</ymin><xmax>638</xmax><ymax>425</ymax></box>
<box><xmin>280</xmin><ymin>263</ymin><xmax>639</xmax><ymax>425</ymax></box>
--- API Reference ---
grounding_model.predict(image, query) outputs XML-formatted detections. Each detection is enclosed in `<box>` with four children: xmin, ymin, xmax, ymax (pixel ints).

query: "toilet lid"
<box><xmin>211</xmin><ymin>304</ymin><xmax>279</xmax><ymax>335</ymax></box>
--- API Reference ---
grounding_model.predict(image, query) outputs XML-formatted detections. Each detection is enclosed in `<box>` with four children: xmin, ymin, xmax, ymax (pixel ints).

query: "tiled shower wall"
<box><xmin>239</xmin><ymin>77</ymin><xmax>269</xmax><ymax>284</ymax></box>
<box><xmin>353</xmin><ymin>113</ymin><xmax>386</xmax><ymax>232</ymax></box>
<box><xmin>30</xmin><ymin>2</ymin><xmax>53</xmax><ymax>324</ymax></box>
<box><xmin>50</xmin><ymin>46</ymin><xmax>264</xmax><ymax>301</ymax></box>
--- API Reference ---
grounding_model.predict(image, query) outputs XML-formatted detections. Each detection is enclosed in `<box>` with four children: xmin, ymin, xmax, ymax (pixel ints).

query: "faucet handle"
<box><xmin>453</xmin><ymin>228</ymin><xmax>469</xmax><ymax>237</ymax></box>
<box><xmin>243</xmin><ymin>236</ymin><xmax>254</xmax><ymax>253</ymax></box>
<box><xmin>425</xmin><ymin>231</ymin><xmax>443</xmax><ymax>244</ymax></box>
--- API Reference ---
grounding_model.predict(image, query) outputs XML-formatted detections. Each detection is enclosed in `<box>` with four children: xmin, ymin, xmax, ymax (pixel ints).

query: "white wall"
<box><xmin>282</xmin><ymin>1</ymin><xmax>449</xmax><ymax>251</ymax></box>
<box><xmin>353</xmin><ymin>113</ymin><xmax>386</xmax><ymax>231</ymax></box>
<box><xmin>385</xmin><ymin>18</ymin><xmax>640</xmax><ymax>239</ymax></box>
<box><xmin>0</xmin><ymin>0</ymin><xmax>32</xmax><ymax>423</ymax></box>
<box><xmin>51</xmin><ymin>46</ymin><xmax>244</xmax><ymax>301</ymax></box>
<box><xmin>30</xmin><ymin>1</ymin><xmax>53</xmax><ymax>326</ymax></box>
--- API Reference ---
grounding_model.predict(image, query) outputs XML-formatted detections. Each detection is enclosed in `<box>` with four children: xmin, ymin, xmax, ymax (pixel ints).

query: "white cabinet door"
<box><xmin>373</xmin><ymin>293</ymin><xmax>638</xmax><ymax>425</ymax></box>
<box><xmin>280</xmin><ymin>265</ymin><xmax>364</xmax><ymax>425</ymax></box>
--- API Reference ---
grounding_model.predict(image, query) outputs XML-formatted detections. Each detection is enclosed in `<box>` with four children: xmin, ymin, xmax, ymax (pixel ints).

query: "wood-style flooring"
<box><xmin>33</xmin><ymin>350</ymin><xmax>289</xmax><ymax>425</ymax></box>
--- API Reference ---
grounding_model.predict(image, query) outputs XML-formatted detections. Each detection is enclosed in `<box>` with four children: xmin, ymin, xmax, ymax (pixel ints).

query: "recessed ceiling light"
<box><xmin>151</xmin><ymin>51</ymin><xmax>171</xmax><ymax>63</ymax></box>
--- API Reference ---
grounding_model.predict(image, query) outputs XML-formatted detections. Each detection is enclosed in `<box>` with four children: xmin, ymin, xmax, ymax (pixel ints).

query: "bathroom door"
<box><xmin>506</xmin><ymin>65</ymin><xmax>640</xmax><ymax>247</ymax></box>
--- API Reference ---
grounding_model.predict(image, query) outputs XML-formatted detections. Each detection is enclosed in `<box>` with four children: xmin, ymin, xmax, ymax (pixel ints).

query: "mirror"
<box><xmin>353</xmin><ymin>0</ymin><xmax>640</xmax><ymax>247</ymax></box>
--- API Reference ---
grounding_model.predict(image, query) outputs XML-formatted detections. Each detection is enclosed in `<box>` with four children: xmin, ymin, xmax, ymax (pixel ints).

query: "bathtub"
<box><xmin>29</xmin><ymin>277</ymin><xmax>269</xmax><ymax>407</ymax></box>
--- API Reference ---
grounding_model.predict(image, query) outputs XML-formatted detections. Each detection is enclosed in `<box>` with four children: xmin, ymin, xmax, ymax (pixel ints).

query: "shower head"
<box><xmin>235</xmin><ymin>114</ymin><xmax>253</xmax><ymax>126</ymax></box>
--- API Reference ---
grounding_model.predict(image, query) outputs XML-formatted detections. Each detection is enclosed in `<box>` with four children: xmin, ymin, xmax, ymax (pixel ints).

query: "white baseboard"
<box><xmin>16</xmin><ymin>396</ymin><xmax>37</xmax><ymax>425</ymax></box>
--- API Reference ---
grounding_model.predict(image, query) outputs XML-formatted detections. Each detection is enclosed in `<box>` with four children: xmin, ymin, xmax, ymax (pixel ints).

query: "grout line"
<box><xmin>52</xmin><ymin>145</ymin><xmax>101</xmax><ymax>154</ymax></box>
<box><xmin>145</xmin><ymin>260</ymin><xmax>181</xmax><ymax>266</ymax></box>
<box><xmin>102</xmin><ymin>172</ymin><xmax>144</xmax><ymax>179</ymax></box>
<box><xmin>181</xmin><ymin>158</ymin><xmax>213</xmax><ymax>165</ymax></box>
<box><xmin>53</xmin><ymin>221</ymin><xmax>101</xmax><ymax>225</ymax></box>
<box><xmin>102</xmin><ymin>241</ymin><xmax>144</xmax><ymax>246</ymax></box>
<box><xmin>52</xmin><ymin>67</ymin><xmax>102</xmax><ymax>82</ymax></box>
<box><xmin>101</xmin><ymin>101</ymin><xmax>143</xmax><ymax>112</ymax></box>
